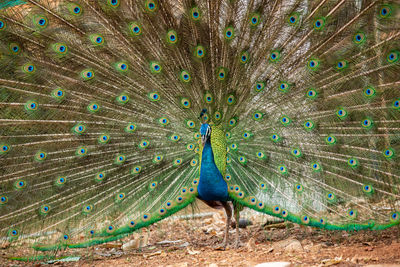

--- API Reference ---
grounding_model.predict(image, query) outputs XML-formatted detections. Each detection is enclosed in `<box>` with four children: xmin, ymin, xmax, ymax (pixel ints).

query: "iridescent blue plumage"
<box><xmin>198</xmin><ymin>126</ymin><xmax>228</xmax><ymax>201</ymax></box>
<box><xmin>198</xmin><ymin>123</ymin><xmax>236</xmax><ymax>248</ymax></box>
<box><xmin>0</xmin><ymin>0</ymin><xmax>399</xmax><ymax>258</ymax></box>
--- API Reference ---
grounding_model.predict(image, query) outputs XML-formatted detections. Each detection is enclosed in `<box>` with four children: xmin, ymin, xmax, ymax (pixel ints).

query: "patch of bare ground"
<box><xmin>2</xmin><ymin>203</ymin><xmax>400</xmax><ymax>266</ymax></box>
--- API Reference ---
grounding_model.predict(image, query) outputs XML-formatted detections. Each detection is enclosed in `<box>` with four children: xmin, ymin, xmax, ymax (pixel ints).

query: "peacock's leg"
<box><xmin>234</xmin><ymin>204</ymin><xmax>241</xmax><ymax>248</ymax></box>
<box><xmin>221</xmin><ymin>202</ymin><xmax>232</xmax><ymax>249</ymax></box>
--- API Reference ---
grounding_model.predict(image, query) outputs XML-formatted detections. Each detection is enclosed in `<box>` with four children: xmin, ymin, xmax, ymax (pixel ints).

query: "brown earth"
<box><xmin>1</xmin><ymin>202</ymin><xmax>400</xmax><ymax>267</ymax></box>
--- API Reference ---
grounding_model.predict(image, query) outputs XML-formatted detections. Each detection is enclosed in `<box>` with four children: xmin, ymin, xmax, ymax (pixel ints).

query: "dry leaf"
<box><xmin>143</xmin><ymin>250</ymin><xmax>162</xmax><ymax>259</ymax></box>
<box><xmin>321</xmin><ymin>257</ymin><xmax>342</xmax><ymax>266</ymax></box>
<box><xmin>187</xmin><ymin>248</ymin><xmax>201</xmax><ymax>255</ymax></box>
<box><xmin>246</xmin><ymin>237</ymin><xmax>256</xmax><ymax>252</ymax></box>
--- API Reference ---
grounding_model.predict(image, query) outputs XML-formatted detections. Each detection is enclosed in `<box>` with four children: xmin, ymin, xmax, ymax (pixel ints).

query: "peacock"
<box><xmin>0</xmin><ymin>0</ymin><xmax>399</xmax><ymax>256</ymax></box>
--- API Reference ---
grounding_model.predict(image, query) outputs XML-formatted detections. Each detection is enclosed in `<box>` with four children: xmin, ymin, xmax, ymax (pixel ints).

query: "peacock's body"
<box><xmin>198</xmin><ymin>123</ymin><xmax>228</xmax><ymax>202</ymax></box>
<box><xmin>0</xmin><ymin>0</ymin><xmax>399</xmax><ymax>253</ymax></box>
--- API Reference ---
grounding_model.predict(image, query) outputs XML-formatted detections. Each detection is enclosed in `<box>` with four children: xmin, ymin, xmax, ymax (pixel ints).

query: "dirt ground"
<box><xmin>2</xmin><ymin>202</ymin><xmax>400</xmax><ymax>267</ymax></box>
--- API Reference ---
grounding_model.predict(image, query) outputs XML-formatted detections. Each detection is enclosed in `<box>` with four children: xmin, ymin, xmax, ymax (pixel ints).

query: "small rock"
<box><xmin>122</xmin><ymin>239</ymin><xmax>138</xmax><ymax>251</ymax></box>
<box><xmin>272</xmin><ymin>238</ymin><xmax>303</xmax><ymax>252</ymax></box>
<box><xmin>284</xmin><ymin>240</ymin><xmax>303</xmax><ymax>253</ymax></box>
<box><xmin>122</xmin><ymin>234</ymin><xmax>148</xmax><ymax>250</ymax></box>
<box><xmin>231</xmin><ymin>218</ymin><xmax>253</xmax><ymax>228</ymax></box>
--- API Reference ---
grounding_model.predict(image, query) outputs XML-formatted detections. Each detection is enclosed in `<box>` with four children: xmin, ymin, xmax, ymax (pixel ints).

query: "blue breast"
<box><xmin>198</xmin><ymin>139</ymin><xmax>228</xmax><ymax>201</ymax></box>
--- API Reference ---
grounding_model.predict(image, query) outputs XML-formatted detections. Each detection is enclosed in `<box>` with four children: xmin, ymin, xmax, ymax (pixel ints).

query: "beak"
<box><xmin>201</xmin><ymin>135</ymin><xmax>207</xmax><ymax>147</ymax></box>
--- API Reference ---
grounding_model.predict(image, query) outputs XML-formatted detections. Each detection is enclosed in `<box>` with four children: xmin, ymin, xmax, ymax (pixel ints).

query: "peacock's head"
<box><xmin>200</xmin><ymin>123</ymin><xmax>211</xmax><ymax>146</ymax></box>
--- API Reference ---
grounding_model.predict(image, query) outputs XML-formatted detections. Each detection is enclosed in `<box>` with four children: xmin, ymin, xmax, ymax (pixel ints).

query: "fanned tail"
<box><xmin>223</xmin><ymin>0</ymin><xmax>400</xmax><ymax>230</ymax></box>
<box><xmin>0</xmin><ymin>0</ymin><xmax>399</xmax><ymax>252</ymax></box>
<box><xmin>0</xmin><ymin>0</ymin><xmax>203</xmax><ymax>250</ymax></box>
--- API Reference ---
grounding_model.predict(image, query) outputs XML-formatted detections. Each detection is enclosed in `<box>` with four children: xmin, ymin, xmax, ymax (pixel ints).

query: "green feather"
<box><xmin>0</xmin><ymin>0</ymin><xmax>399</xmax><ymax>255</ymax></box>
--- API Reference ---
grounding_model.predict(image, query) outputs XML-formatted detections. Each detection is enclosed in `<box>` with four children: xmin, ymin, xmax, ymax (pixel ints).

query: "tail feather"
<box><xmin>0</xmin><ymin>0</ymin><xmax>399</xmax><ymax>251</ymax></box>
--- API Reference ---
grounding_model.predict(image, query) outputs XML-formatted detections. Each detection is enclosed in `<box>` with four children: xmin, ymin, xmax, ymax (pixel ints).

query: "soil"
<box><xmin>1</xmin><ymin>202</ymin><xmax>400</xmax><ymax>267</ymax></box>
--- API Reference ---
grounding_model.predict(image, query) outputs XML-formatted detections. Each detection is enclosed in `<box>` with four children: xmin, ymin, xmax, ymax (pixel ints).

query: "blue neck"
<box><xmin>197</xmin><ymin>139</ymin><xmax>228</xmax><ymax>201</ymax></box>
<box><xmin>201</xmin><ymin>139</ymin><xmax>214</xmax><ymax>163</ymax></box>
